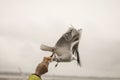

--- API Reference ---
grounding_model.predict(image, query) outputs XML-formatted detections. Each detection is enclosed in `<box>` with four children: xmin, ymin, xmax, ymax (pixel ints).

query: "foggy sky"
<box><xmin>0</xmin><ymin>0</ymin><xmax>120</xmax><ymax>77</ymax></box>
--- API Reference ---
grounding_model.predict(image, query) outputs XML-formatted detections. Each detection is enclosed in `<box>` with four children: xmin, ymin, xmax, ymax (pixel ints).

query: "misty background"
<box><xmin>0</xmin><ymin>0</ymin><xmax>120</xmax><ymax>78</ymax></box>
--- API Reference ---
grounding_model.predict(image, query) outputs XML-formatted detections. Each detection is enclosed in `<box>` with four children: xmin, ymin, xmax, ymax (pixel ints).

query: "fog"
<box><xmin>0</xmin><ymin>0</ymin><xmax>120</xmax><ymax>77</ymax></box>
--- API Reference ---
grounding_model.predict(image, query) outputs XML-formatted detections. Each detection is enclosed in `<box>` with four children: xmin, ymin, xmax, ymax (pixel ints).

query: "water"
<box><xmin>0</xmin><ymin>74</ymin><xmax>120</xmax><ymax>80</ymax></box>
<box><xmin>42</xmin><ymin>76</ymin><xmax>120</xmax><ymax>80</ymax></box>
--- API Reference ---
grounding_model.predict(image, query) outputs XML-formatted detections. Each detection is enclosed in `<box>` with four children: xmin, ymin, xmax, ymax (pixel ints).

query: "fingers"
<box><xmin>35</xmin><ymin>62</ymin><xmax>48</xmax><ymax>75</ymax></box>
<box><xmin>43</xmin><ymin>57</ymin><xmax>52</xmax><ymax>62</ymax></box>
<box><xmin>35</xmin><ymin>57</ymin><xmax>52</xmax><ymax>76</ymax></box>
<box><xmin>42</xmin><ymin>57</ymin><xmax>52</xmax><ymax>67</ymax></box>
<box><xmin>41</xmin><ymin>63</ymin><xmax>48</xmax><ymax>72</ymax></box>
<box><xmin>45</xmin><ymin>57</ymin><xmax>51</xmax><ymax>61</ymax></box>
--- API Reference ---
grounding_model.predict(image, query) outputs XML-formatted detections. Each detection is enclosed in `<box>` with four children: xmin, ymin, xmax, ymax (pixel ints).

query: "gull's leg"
<box><xmin>52</xmin><ymin>56</ymin><xmax>63</xmax><ymax>62</ymax></box>
<box><xmin>54</xmin><ymin>54</ymin><xmax>70</xmax><ymax>67</ymax></box>
<box><xmin>56</xmin><ymin>53</ymin><xmax>71</xmax><ymax>62</ymax></box>
<box><xmin>50</xmin><ymin>52</ymin><xmax>55</xmax><ymax>57</ymax></box>
<box><xmin>53</xmin><ymin>53</ymin><xmax>71</xmax><ymax>67</ymax></box>
<box><xmin>52</xmin><ymin>54</ymin><xmax>57</xmax><ymax>61</ymax></box>
<box><xmin>52</xmin><ymin>56</ymin><xmax>60</xmax><ymax>67</ymax></box>
<box><xmin>55</xmin><ymin>62</ymin><xmax>59</xmax><ymax>67</ymax></box>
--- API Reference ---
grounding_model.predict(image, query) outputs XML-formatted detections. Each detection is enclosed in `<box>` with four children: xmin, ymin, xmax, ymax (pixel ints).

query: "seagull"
<box><xmin>40</xmin><ymin>27</ymin><xmax>82</xmax><ymax>67</ymax></box>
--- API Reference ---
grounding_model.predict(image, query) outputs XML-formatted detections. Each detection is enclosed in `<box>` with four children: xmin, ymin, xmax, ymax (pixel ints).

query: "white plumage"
<box><xmin>40</xmin><ymin>27</ymin><xmax>82</xmax><ymax>66</ymax></box>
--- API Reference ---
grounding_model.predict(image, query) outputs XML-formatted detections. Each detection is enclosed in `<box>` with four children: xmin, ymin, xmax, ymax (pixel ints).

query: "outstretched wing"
<box><xmin>72</xmin><ymin>29</ymin><xmax>82</xmax><ymax>66</ymax></box>
<box><xmin>55</xmin><ymin>29</ymin><xmax>72</xmax><ymax>47</ymax></box>
<box><xmin>72</xmin><ymin>42</ymin><xmax>81</xmax><ymax>66</ymax></box>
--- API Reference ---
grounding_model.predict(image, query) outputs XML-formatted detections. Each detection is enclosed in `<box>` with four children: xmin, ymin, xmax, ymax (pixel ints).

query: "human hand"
<box><xmin>35</xmin><ymin>57</ymin><xmax>51</xmax><ymax>76</ymax></box>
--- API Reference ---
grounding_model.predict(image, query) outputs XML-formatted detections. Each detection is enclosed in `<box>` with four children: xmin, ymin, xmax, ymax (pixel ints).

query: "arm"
<box><xmin>28</xmin><ymin>57</ymin><xmax>51</xmax><ymax>80</ymax></box>
<box><xmin>35</xmin><ymin>57</ymin><xmax>51</xmax><ymax>76</ymax></box>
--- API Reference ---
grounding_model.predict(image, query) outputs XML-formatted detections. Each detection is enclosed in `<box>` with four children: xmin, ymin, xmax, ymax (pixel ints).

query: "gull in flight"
<box><xmin>40</xmin><ymin>27</ymin><xmax>82</xmax><ymax>67</ymax></box>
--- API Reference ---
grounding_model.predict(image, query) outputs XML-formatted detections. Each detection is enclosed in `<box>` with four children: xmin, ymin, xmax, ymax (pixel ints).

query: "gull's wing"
<box><xmin>72</xmin><ymin>42</ymin><xmax>81</xmax><ymax>66</ymax></box>
<box><xmin>72</xmin><ymin>29</ymin><xmax>82</xmax><ymax>66</ymax></box>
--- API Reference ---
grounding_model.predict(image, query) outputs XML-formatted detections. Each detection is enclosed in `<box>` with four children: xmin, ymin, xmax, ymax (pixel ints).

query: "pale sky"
<box><xmin>0</xmin><ymin>0</ymin><xmax>120</xmax><ymax>77</ymax></box>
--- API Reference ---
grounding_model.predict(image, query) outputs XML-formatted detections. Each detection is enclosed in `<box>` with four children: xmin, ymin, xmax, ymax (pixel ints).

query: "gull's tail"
<box><xmin>40</xmin><ymin>44</ymin><xmax>55</xmax><ymax>58</ymax></box>
<box><xmin>40</xmin><ymin>44</ymin><xmax>54</xmax><ymax>52</ymax></box>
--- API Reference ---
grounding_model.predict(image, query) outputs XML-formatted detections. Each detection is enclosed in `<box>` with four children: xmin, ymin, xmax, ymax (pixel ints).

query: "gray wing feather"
<box><xmin>72</xmin><ymin>42</ymin><xmax>81</xmax><ymax>66</ymax></box>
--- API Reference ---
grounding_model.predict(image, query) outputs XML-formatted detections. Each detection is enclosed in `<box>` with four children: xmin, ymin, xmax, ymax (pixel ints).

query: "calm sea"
<box><xmin>42</xmin><ymin>76</ymin><xmax>120</xmax><ymax>80</ymax></box>
<box><xmin>0</xmin><ymin>74</ymin><xmax>120</xmax><ymax>80</ymax></box>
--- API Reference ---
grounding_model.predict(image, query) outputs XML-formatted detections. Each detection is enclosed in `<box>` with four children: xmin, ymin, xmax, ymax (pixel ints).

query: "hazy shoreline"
<box><xmin>0</xmin><ymin>71</ymin><xmax>120</xmax><ymax>79</ymax></box>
